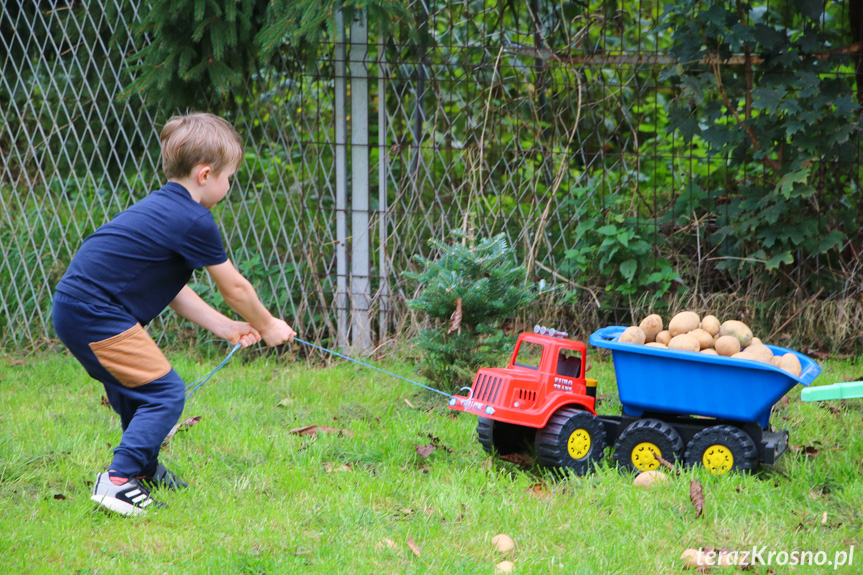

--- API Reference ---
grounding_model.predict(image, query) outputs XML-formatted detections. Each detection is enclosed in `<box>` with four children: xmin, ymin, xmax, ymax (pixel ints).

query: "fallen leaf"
<box><xmin>289</xmin><ymin>425</ymin><xmax>354</xmax><ymax>437</ymax></box>
<box><xmin>407</xmin><ymin>536</ymin><xmax>422</xmax><ymax>558</ymax></box>
<box><xmin>527</xmin><ymin>482</ymin><xmax>549</xmax><ymax>498</ymax></box>
<box><xmin>162</xmin><ymin>416</ymin><xmax>201</xmax><ymax>448</ymax></box>
<box><xmin>448</xmin><ymin>298</ymin><xmax>463</xmax><ymax>334</ymax></box>
<box><xmin>53</xmin><ymin>493</ymin><xmax>66</xmax><ymax>500</ymax></box>
<box><xmin>650</xmin><ymin>451</ymin><xmax>675</xmax><ymax>471</ymax></box>
<box><xmin>375</xmin><ymin>538</ymin><xmax>398</xmax><ymax>551</ymax></box>
<box><xmin>323</xmin><ymin>462</ymin><xmax>353</xmax><ymax>473</ymax></box>
<box><xmin>276</xmin><ymin>397</ymin><xmax>294</xmax><ymax>407</ymax></box>
<box><xmin>415</xmin><ymin>444</ymin><xmax>436</xmax><ymax>458</ymax></box>
<box><xmin>100</xmin><ymin>396</ymin><xmax>111</xmax><ymax>408</ymax></box>
<box><xmin>9</xmin><ymin>359</ymin><xmax>26</xmax><ymax>367</ymax></box>
<box><xmin>689</xmin><ymin>479</ymin><xmax>705</xmax><ymax>519</ymax></box>
<box><xmin>499</xmin><ymin>453</ymin><xmax>533</xmax><ymax>467</ymax></box>
<box><xmin>822</xmin><ymin>511</ymin><xmax>828</xmax><ymax>524</ymax></box>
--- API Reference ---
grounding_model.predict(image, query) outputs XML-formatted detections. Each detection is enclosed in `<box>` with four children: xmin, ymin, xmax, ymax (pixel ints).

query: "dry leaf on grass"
<box><xmin>527</xmin><ymin>482</ymin><xmax>549</xmax><ymax>498</ymax></box>
<box><xmin>9</xmin><ymin>359</ymin><xmax>26</xmax><ymax>367</ymax></box>
<box><xmin>689</xmin><ymin>479</ymin><xmax>705</xmax><ymax>519</ymax></box>
<box><xmin>650</xmin><ymin>451</ymin><xmax>675</xmax><ymax>471</ymax></box>
<box><xmin>100</xmin><ymin>396</ymin><xmax>111</xmax><ymax>408</ymax></box>
<box><xmin>499</xmin><ymin>453</ymin><xmax>533</xmax><ymax>467</ymax></box>
<box><xmin>415</xmin><ymin>444</ymin><xmax>436</xmax><ymax>458</ymax></box>
<box><xmin>289</xmin><ymin>424</ymin><xmax>354</xmax><ymax>437</ymax></box>
<box><xmin>448</xmin><ymin>297</ymin><xmax>463</xmax><ymax>334</ymax></box>
<box><xmin>407</xmin><ymin>536</ymin><xmax>422</xmax><ymax>557</ymax></box>
<box><xmin>323</xmin><ymin>462</ymin><xmax>352</xmax><ymax>473</ymax></box>
<box><xmin>162</xmin><ymin>416</ymin><xmax>201</xmax><ymax>448</ymax></box>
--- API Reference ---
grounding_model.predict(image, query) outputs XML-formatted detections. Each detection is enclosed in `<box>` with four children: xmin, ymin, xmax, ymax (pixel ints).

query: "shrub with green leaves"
<box><xmin>405</xmin><ymin>231</ymin><xmax>536</xmax><ymax>393</ymax></box>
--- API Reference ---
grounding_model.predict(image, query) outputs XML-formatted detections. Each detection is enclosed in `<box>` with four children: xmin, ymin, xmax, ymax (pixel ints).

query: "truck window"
<box><xmin>557</xmin><ymin>349</ymin><xmax>581</xmax><ymax>378</ymax></box>
<box><xmin>513</xmin><ymin>341</ymin><xmax>543</xmax><ymax>370</ymax></box>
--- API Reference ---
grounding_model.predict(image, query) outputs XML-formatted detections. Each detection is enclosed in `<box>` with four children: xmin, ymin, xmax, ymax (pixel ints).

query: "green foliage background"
<box><xmin>2</xmin><ymin>0</ymin><xmax>863</xmax><ymax>351</ymax></box>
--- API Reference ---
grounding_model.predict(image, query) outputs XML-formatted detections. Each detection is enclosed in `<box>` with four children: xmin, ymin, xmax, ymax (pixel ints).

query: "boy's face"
<box><xmin>199</xmin><ymin>165</ymin><xmax>236</xmax><ymax>209</ymax></box>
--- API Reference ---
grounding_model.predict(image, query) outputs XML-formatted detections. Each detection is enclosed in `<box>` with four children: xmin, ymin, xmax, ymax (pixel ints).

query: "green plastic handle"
<box><xmin>801</xmin><ymin>381</ymin><xmax>863</xmax><ymax>401</ymax></box>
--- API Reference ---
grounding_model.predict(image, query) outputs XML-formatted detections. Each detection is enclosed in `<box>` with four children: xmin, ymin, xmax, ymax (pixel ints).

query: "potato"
<box><xmin>700</xmin><ymin>348</ymin><xmax>719</xmax><ymax>355</ymax></box>
<box><xmin>655</xmin><ymin>330</ymin><xmax>672</xmax><ymax>346</ymax></box>
<box><xmin>645</xmin><ymin>342</ymin><xmax>667</xmax><ymax>348</ymax></box>
<box><xmin>680</xmin><ymin>548</ymin><xmax>707</xmax><ymax>569</ymax></box>
<box><xmin>669</xmin><ymin>311</ymin><xmax>701</xmax><ymax>336</ymax></box>
<box><xmin>633</xmin><ymin>470</ymin><xmax>667</xmax><ymax>488</ymax></box>
<box><xmin>668</xmin><ymin>334</ymin><xmax>700</xmax><ymax>352</ymax></box>
<box><xmin>779</xmin><ymin>353</ymin><xmax>802</xmax><ymax>377</ymax></box>
<box><xmin>700</xmin><ymin>314</ymin><xmax>720</xmax><ymax>336</ymax></box>
<box><xmin>619</xmin><ymin>326</ymin><xmax>646</xmax><ymax>345</ymax></box>
<box><xmin>495</xmin><ymin>560</ymin><xmax>515</xmax><ymax>574</ymax></box>
<box><xmin>744</xmin><ymin>343</ymin><xmax>773</xmax><ymax>363</ymax></box>
<box><xmin>751</xmin><ymin>337</ymin><xmax>762</xmax><ymax>346</ymax></box>
<box><xmin>770</xmin><ymin>356</ymin><xmax>782</xmax><ymax>367</ymax></box>
<box><xmin>732</xmin><ymin>351</ymin><xmax>758</xmax><ymax>361</ymax></box>
<box><xmin>719</xmin><ymin>320</ymin><xmax>753</xmax><ymax>347</ymax></box>
<box><xmin>492</xmin><ymin>534</ymin><xmax>514</xmax><ymax>553</ymax></box>
<box><xmin>714</xmin><ymin>335</ymin><xmax>741</xmax><ymax>357</ymax></box>
<box><xmin>689</xmin><ymin>328</ymin><xmax>714</xmax><ymax>350</ymax></box>
<box><xmin>639</xmin><ymin>314</ymin><xmax>664</xmax><ymax>343</ymax></box>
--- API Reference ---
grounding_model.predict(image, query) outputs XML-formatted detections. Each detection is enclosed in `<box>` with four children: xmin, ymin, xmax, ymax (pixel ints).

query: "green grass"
<box><xmin>1</xmin><ymin>349</ymin><xmax>861</xmax><ymax>574</ymax></box>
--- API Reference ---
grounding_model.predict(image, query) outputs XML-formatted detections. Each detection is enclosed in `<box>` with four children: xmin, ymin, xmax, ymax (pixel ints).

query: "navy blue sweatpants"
<box><xmin>52</xmin><ymin>292</ymin><xmax>185</xmax><ymax>478</ymax></box>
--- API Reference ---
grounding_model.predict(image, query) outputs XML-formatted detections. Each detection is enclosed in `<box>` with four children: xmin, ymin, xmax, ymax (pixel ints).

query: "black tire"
<box><xmin>613</xmin><ymin>418</ymin><xmax>684</xmax><ymax>474</ymax></box>
<box><xmin>684</xmin><ymin>425</ymin><xmax>759</xmax><ymax>475</ymax></box>
<box><xmin>535</xmin><ymin>408</ymin><xmax>606</xmax><ymax>476</ymax></box>
<box><xmin>476</xmin><ymin>417</ymin><xmax>535</xmax><ymax>456</ymax></box>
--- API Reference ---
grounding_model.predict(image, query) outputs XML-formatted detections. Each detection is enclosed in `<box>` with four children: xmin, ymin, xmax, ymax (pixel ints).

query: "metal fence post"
<box><xmin>378</xmin><ymin>25</ymin><xmax>390</xmax><ymax>338</ymax></box>
<box><xmin>335</xmin><ymin>9</ymin><xmax>349</xmax><ymax>349</ymax></box>
<box><xmin>349</xmin><ymin>9</ymin><xmax>372</xmax><ymax>354</ymax></box>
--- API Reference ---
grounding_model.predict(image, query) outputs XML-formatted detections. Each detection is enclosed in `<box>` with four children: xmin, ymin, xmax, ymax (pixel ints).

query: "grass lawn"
<box><xmin>1</xmin><ymin>346</ymin><xmax>861</xmax><ymax>574</ymax></box>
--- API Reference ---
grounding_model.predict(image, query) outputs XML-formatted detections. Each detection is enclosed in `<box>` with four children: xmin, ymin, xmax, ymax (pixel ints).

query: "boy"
<box><xmin>52</xmin><ymin>113</ymin><xmax>296</xmax><ymax>516</ymax></box>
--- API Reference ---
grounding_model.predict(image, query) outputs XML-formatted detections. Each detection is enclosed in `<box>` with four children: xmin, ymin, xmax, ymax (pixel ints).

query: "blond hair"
<box><xmin>160</xmin><ymin>113</ymin><xmax>243</xmax><ymax>179</ymax></box>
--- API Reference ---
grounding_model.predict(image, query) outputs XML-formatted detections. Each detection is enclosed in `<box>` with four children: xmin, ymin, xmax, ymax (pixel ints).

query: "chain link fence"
<box><xmin>2</xmin><ymin>1</ymin><xmax>861</xmax><ymax>352</ymax></box>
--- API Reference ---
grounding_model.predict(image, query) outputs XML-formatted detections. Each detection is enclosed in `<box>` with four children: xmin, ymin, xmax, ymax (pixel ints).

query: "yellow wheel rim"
<box><xmin>702</xmin><ymin>444</ymin><xmax>734</xmax><ymax>475</ymax></box>
<box><xmin>567</xmin><ymin>429</ymin><xmax>591</xmax><ymax>459</ymax></box>
<box><xmin>631</xmin><ymin>442</ymin><xmax>662</xmax><ymax>472</ymax></box>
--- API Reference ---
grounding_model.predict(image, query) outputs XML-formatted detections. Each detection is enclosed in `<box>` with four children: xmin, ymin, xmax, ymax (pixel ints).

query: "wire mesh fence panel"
<box><xmin>2</xmin><ymin>1</ymin><xmax>861</xmax><ymax>351</ymax></box>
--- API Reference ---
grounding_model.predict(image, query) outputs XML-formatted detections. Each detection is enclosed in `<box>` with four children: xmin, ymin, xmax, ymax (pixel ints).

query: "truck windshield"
<box><xmin>513</xmin><ymin>341</ymin><xmax>543</xmax><ymax>370</ymax></box>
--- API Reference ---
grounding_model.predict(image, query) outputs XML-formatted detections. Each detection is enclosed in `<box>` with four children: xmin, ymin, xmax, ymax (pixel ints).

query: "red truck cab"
<box><xmin>448</xmin><ymin>327</ymin><xmax>596</xmax><ymax>428</ymax></box>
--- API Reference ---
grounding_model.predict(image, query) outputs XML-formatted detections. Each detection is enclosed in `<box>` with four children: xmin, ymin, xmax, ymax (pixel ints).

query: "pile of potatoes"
<box><xmin>618</xmin><ymin>312</ymin><xmax>803</xmax><ymax>377</ymax></box>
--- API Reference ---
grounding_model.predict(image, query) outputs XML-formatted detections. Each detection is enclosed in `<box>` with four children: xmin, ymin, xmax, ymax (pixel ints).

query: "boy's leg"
<box><xmin>103</xmin><ymin>369</ymin><xmax>186</xmax><ymax>479</ymax></box>
<box><xmin>53</xmin><ymin>294</ymin><xmax>187</xmax><ymax>499</ymax></box>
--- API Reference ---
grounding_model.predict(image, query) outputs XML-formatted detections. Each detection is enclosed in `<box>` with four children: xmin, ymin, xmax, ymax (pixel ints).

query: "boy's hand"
<box><xmin>223</xmin><ymin>321</ymin><xmax>262</xmax><ymax>348</ymax></box>
<box><xmin>260</xmin><ymin>318</ymin><xmax>296</xmax><ymax>346</ymax></box>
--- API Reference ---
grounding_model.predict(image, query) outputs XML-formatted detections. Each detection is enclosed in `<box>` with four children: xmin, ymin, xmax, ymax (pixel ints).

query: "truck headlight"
<box><xmin>484</xmin><ymin>406</ymin><xmax>495</xmax><ymax>415</ymax></box>
<box><xmin>449</xmin><ymin>398</ymin><xmax>457</xmax><ymax>406</ymax></box>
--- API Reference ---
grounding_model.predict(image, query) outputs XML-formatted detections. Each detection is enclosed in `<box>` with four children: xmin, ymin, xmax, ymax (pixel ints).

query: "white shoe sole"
<box><xmin>91</xmin><ymin>493</ymin><xmax>146</xmax><ymax>517</ymax></box>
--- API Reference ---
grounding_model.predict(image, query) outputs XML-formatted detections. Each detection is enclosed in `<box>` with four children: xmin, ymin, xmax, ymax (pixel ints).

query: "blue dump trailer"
<box><xmin>589</xmin><ymin>326</ymin><xmax>822</xmax><ymax>474</ymax></box>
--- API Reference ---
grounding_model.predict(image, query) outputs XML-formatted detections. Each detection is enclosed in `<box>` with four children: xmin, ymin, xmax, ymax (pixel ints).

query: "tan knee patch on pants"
<box><xmin>89</xmin><ymin>324</ymin><xmax>172</xmax><ymax>388</ymax></box>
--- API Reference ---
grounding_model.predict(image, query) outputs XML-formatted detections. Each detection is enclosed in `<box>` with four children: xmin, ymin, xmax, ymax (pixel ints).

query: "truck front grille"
<box><xmin>473</xmin><ymin>373</ymin><xmax>502</xmax><ymax>403</ymax></box>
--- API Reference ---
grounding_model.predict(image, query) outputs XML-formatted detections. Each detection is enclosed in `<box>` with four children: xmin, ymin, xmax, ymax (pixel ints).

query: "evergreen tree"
<box><xmin>405</xmin><ymin>230</ymin><xmax>537</xmax><ymax>393</ymax></box>
<box><xmin>117</xmin><ymin>0</ymin><xmax>410</xmax><ymax>109</ymax></box>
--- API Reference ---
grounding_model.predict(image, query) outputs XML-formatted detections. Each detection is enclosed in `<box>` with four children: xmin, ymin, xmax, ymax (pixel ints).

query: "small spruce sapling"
<box><xmin>405</xmin><ymin>230</ymin><xmax>537</xmax><ymax>393</ymax></box>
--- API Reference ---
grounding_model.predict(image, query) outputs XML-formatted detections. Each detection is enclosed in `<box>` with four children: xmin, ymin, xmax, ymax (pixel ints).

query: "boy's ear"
<box><xmin>194</xmin><ymin>165</ymin><xmax>211</xmax><ymax>186</ymax></box>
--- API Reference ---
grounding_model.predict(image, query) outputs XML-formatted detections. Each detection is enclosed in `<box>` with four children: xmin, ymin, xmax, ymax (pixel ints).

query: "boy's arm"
<box><xmin>205</xmin><ymin>260</ymin><xmax>296</xmax><ymax>346</ymax></box>
<box><xmin>169</xmin><ymin>286</ymin><xmax>261</xmax><ymax>348</ymax></box>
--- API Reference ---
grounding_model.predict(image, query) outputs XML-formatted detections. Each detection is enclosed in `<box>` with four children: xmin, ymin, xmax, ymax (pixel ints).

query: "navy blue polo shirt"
<box><xmin>56</xmin><ymin>182</ymin><xmax>228</xmax><ymax>325</ymax></box>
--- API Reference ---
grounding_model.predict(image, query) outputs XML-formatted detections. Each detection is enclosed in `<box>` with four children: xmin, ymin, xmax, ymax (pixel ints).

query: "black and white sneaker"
<box><xmin>138</xmin><ymin>462</ymin><xmax>188</xmax><ymax>490</ymax></box>
<box><xmin>91</xmin><ymin>473</ymin><xmax>164</xmax><ymax>516</ymax></box>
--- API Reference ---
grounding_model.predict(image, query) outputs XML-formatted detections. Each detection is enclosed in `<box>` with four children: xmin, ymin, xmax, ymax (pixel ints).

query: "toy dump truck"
<box><xmin>448</xmin><ymin>325</ymin><xmax>821</xmax><ymax>475</ymax></box>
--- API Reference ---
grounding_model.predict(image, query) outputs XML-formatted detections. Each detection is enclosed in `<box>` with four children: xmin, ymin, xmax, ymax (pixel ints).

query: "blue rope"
<box><xmin>294</xmin><ymin>338</ymin><xmax>452</xmax><ymax>398</ymax></box>
<box><xmin>185</xmin><ymin>342</ymin><xmax>242</xmax><ymax>400</ymax></box>
<box><xmin>182</xmin><ymin>338</ymin><xmax>452</xmax><ymax>401</ymax></box>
